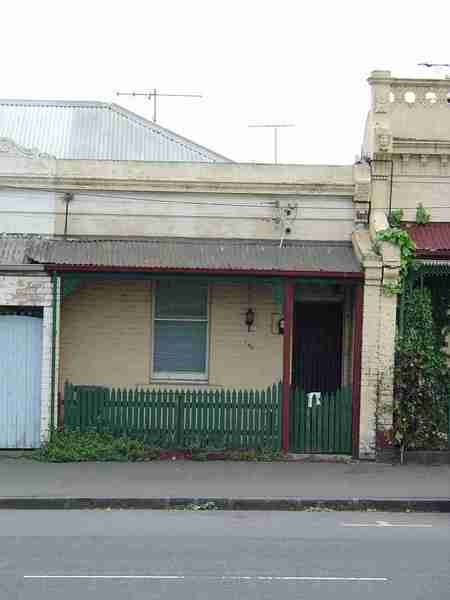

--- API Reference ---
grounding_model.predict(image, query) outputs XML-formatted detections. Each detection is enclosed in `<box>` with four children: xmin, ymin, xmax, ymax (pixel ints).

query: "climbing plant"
<box><xmin>376</xmin><ymin>227</ymin><xmax>416</xmax><ymax>294</ymax></box>
<box><xmin>388</xmin><ymin>209</ymin><xmax>403</xmax><ymax>228</ymax></box>
<box><xmin>415</xmin><ymin>202</ymin><xmax>430</xmax><ymax>225</ymax></box>
<box><xmin>393</xmin><ymin>286</ymin><xmax>450</xmax><ymax>461</ymax></box>
<box><xmin>427</xmin><ymin>277</ymin><xmax>450</xmax><ymax>352</ymax></box>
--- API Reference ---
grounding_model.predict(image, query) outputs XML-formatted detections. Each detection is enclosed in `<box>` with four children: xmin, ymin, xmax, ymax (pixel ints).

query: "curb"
<box><xmin>0</xmin><ymin>497</ymin><xmax>449</xmax><ymax>512</ymax></box>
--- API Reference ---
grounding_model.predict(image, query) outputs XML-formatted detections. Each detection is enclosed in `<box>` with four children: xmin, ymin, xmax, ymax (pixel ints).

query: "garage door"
<box><xmin>0</xmin><ymin>315</ymin><xmax>43</xmax><ymax>448</ymax></box>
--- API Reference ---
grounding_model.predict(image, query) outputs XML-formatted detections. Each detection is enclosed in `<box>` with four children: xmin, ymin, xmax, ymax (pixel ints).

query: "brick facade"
<box><xmin>60</xmin><ymin>280</ymin><xmax>284</xmax><ymax>390</ymax></box>
<box><xmin>0</xmin><ymin>274</ymin><xmax>53</xmax><ymax>443</ymax></box>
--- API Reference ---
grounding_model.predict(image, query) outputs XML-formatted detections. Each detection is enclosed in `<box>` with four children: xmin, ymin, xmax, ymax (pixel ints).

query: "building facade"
<box><xmin>3</xmin><ymin>72</ymin><xmax>447</xmax><ymax>457</ymax></box>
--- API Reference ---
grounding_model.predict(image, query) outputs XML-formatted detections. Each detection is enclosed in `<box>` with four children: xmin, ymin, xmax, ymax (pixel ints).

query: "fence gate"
<box><xmin>0</xmin><ymin>315</ymin><xmax>43</xmax><ymax>448</ymax></box>
<box><xmin>290</xmin><ymin>387</ymin><xmax>352</xmax><ymax>454</ymax></box>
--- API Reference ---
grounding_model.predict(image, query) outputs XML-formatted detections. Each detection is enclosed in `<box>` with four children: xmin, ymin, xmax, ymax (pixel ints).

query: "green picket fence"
<box><xmin>290</xmin><ymin>387</ymin><xmax>352</xmax><ymax>454</ymax></box>
<box><xmin>63</xmin><ymin>383</ymin><xmax>282</xmax><ymax>451</ymax></box>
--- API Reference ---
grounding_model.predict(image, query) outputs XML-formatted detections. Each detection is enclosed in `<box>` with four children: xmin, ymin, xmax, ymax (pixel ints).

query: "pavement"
<box><xmin>2</xmin><ymin>510</ymin><xmax>450</xmax><ymax>599</ymax></box>
<box><xmin>0</xmin><ymin>456</ymin><xmax>449</xmax><ymax>511</ymax></box>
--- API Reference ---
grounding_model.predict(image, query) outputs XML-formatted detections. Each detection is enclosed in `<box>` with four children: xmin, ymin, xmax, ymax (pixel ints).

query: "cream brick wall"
<box><xmin>358</xmin><ymin>276</ymin><xmax>397</xmax><ymax>458</ymax></box>
<box><xmin>359</xmin><ymin>281</ymin><xmax>382</xmax><ymax>457</ymax></box>
<box><xmin>208</xmin><ymin>283</ymin><xmax>283</xmax><ymax>388</ymax></box>
<box><xmin>0</xmin><ymin>273</ymin><xmax>53</xmax><ymax>445</ymax></box>
<box><xmin>60</xmin><ymin>280</ymin><xmax>152</xmax><ymax>388</ymax></box>
<box><xmin>60</xmin><ymin>279</ymin><xmax>283</xmax><ymax>390</ymax></box>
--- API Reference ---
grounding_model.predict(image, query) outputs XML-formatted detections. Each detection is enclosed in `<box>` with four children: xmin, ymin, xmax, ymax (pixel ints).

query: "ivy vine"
<box><xmin>376</xmin><ymin>227</ymin><xmax>416</xmax><ymax>294</ymax></box>
<box><xmin>388</xmin><ymin>209</ymin><xmax>403</xmax><ymax>228</ymax></box>
<box><xmin>427</xmin><ymin>277</ymin><xmax>450</xmax><ymax>352</ymax></box>
<box><xmin>415</xmin><ymin>202</ymin><xmax>430</xmax><ymax>225</ymax></box>
<box><xmin>393</xmin><ymin>287</ymin><xmax>450</xmax><ymax>460</ymax></box>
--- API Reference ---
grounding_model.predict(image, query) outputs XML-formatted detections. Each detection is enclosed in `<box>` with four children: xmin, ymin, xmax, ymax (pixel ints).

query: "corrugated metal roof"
<box><xmin>0</xmin><ymin>99</ymin><xmax>230</xmax><ymax>162</ymax></box>
<box><xmin>0</xmin><ymin>237</ymin><xmax>362</xmax><ymax>274</ymax></box>
<box><xmin>403</xmin><ymin>222</ymin><xmax>450</xmax><ymax>254</ymax></box>
<box><xmin>0</xmin><ymin>237</ymin><xmax>42</xmax><ymax>265</ymax></box>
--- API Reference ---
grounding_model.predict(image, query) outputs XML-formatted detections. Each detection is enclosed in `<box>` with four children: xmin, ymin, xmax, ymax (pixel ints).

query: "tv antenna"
<box><xmin>248</xmin><ymin>123</ymin><xmax>295</xmax><ymax>164</ymax></box>
<box><xmin>116</xmin><ymin>89</ymin><xmax>203</xmax><ymax>123</ymax></box>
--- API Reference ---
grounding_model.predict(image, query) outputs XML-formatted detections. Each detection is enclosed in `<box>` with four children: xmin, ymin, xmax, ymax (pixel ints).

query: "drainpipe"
<box><xmin>282</xmin><ymin>280</ymin><xmax>294</xmax><ymax>453</ymax></box>
<box><xmin>63</xmin><ymin>193</ymin><xmax>73</xmax><ymax>237</ymax></box>
<box><xmin>50</xmin><ymin>271</ymin><xmax>58</xmax><ymax>434</ymax></box>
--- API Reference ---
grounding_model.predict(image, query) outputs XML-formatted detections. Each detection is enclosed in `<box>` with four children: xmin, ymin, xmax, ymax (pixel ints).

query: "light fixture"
<box><xmin>245</xmin><ymin>308</ymin><xmax>255</xmax><ymax>332</ymax></box>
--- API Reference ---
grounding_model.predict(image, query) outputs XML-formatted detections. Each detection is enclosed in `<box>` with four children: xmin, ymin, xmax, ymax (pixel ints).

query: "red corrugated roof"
<box><xmin>403</xmin><ymin>222</ymin><xmax>450</xmax><ymax>256</ymax></box>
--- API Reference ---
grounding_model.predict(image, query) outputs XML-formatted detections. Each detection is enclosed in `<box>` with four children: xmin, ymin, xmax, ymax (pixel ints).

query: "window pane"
<box><xmin>154</xmin><ymin>320</ymin><xmax>207</xmax><ymax>374</ymax></box>
<box><xmin>155</xmin><ymin>280</ymin><xmax>208</xmax><ymax>319</ymax></box>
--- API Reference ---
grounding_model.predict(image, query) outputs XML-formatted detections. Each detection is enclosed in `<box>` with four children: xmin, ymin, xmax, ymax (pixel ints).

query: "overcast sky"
<box><xmin>3</xmin><ymin>1</ymin><xmax>449</xmax><ymax>164</ymax></box>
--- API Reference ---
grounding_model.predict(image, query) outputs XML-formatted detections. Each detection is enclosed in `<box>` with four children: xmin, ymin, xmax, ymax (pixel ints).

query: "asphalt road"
<box><xmin>1</xmin><ymin>510</ymin><xmax>449</xmax><ymax>599</ymax></box>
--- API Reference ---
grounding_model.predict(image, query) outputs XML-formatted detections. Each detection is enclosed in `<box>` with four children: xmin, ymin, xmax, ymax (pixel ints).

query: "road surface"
<box><xmin>1</xmin><ymin>510</ymin><xmax>449</xmax><ymax>599</ymax></box>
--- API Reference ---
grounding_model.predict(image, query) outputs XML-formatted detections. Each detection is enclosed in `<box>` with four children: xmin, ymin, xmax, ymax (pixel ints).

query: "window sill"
<box><xmin>151</xmin><ymin>376</ymin><xmax>209</xmax><ymax>385</ymax></box>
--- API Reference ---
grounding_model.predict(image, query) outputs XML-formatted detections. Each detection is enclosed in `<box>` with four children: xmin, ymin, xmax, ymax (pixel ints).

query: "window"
<box><xmin>152</xmin><ymin>280</ymin><xmax>208</xmax><ymax>380</ymax></box>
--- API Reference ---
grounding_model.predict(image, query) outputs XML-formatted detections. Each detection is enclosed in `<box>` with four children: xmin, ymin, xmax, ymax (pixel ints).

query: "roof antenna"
<box><xmin>115</xmin><ymin>89</ymin><xmax>203</xmax><ymax>123</ymax></box>
<box><xmin>248</xmin><ymin>123</ymin><xmax>295</xmax><ymax>164</ymax></box>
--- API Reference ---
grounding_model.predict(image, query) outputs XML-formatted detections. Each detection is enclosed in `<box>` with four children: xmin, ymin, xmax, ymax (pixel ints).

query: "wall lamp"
<box><xmin>245</xmin><ymin>308</ymin><xmax>255</xmax><ymax>332</ymax></box>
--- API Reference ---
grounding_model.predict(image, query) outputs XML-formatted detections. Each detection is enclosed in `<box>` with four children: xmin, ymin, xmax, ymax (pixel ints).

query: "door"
<box><xmin>0</xmin><ymin>315</ymin><xmax>43</xmax><ymax>448</ymax></box>
<box><xmin>292</xmin><ymin>302</ymin><xmax>343</xmax><ymax>392</ymax></box>
<box><xmin>290</xmin><ymin>302</ymin><xmax>351</xmax><ymax>453</ymax></box>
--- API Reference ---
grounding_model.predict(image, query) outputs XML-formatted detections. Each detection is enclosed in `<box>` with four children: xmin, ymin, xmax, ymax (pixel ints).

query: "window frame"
<box><xmin>150</xmin><ymin>280</ymin><xmax>210</xmax><ymax>382</ymax></box>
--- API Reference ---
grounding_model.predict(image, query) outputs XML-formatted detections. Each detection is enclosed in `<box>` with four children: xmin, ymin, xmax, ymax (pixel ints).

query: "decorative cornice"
<box><xmin>393</xmin><ymin>138</ymin><xmax>450</xmax><ymax>154</ymax></box>
<box><xmin>0</xmin><ymin>137</ymin><xmax>55</xmax><ymax>160</ymax></box>
<box><xmin>0</xmin><ymin>176</ymin><xmax>355</xmax><ymax>196</ymax></box>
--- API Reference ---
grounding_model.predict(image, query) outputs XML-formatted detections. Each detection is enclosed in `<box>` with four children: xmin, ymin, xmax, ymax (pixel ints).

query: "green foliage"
<box><xmin>415</xmin><ymin>203</ymin><xmax>430</xmax><ymax>225</ymax></box>
<box><xmin>376</xmin><ymin>227</ymin><xmax>416</xmax><ymax>292</ymax></box>
<box><xmin>33</xmin><ymin>431</ymin><xmax>160</xmax><ymax>462</ymax></box>
<box><xmin>427</xmin><ymin>277</ymin><xmax>450</xmax><ymax>351</ymax></box>
<box><xmin>223</xmin><ymin>448</ymin><xmax>285</xmax><ymax>462</ymax></box>
<box><xmin>382</xmin><ymin>281</ymin><xmax>402</xmax><ymax>296</ymax></box>
<box><xmin>393</xmin><ymin>288</ymin><xmax>450</xmax><ymax>457</ymax></box>
<box><xmin>388</xmin><ymin>209</ymin><xmax>404</xmax><ymax>227</ymax></box>
<box><xmin>33</xmin><ymin>431</ymin><xmax>286</xmax><ymax>462</ymax></box>
<box><xmin>190</xmin><ymin>448</ymin><xmax>286</xmax><ymax>462</ymax></box>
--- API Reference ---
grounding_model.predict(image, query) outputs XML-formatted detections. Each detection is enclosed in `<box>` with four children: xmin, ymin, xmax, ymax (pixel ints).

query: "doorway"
<box><xmin>290</xmin><ymin>302</ymin><xmax>351</xmax><ymax>453</ymax></box>
<box><xmin>292</xmin><ymin>302</ymin><xmax>343</xmax><ymax>393</ymax></box>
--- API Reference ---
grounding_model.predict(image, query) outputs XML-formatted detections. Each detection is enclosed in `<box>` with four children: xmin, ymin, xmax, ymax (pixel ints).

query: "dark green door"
<box><xmin>290</xmin><ymin>302</ymin><xmax>352</xmax><ymax>453</ymax></box>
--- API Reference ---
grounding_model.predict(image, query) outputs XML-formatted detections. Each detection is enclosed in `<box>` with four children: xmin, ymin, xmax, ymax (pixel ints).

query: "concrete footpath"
<box><xmin>0</xmin><ymin>458</ymin><xmax>449</xmax><ymax>511</ymax></box>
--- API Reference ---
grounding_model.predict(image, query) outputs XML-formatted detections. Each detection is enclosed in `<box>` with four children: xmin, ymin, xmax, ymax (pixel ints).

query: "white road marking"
<box><xmin>24</xmin><ymin>575</ymin><xmax>389</xmax><ymax>582</ymax></box>
<box><xmin>341</xmin><ymin>520</ymin><xmax>432</xmax><ymax>528</ymax></box>
<box><xmin>24</xmin><ymin>576</ymin><xmax>184</xmax><ymax>580</ymax></box>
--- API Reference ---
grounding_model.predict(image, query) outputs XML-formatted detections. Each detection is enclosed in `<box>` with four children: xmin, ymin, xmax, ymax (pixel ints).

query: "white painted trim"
<box><xmin>40</xmin><ymin>306</ymin><xmax>52</xmax><ymax>443</ymax></box>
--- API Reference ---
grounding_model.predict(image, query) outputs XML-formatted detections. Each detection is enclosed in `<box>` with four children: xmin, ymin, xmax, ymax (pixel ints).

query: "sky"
<box><xmin>2</xmin><ymin>0</ymin><xmax>449</xmax><ymax>165</ymax></box>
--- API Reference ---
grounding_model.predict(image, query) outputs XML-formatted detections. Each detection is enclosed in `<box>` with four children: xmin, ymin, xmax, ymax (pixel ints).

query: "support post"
<box><xmin>282</xmin><ymin>280</ymin><xmax>294</xmax><ymax>453</ymax></box>
<box><xmin>351</xmin><ymin>283</ymin><xmax>364</xmax><ymax>458</ymax></box>
<box><xmin>50</xmin><ymin>272</ymin><xmax>58</xmax><ymax>434</ymax></box>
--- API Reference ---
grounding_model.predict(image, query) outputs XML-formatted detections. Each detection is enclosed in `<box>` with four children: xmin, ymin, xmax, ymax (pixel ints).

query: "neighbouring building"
<box><xmin>1</xmin><ymin>73</ymin><xmax>447</xmax><ymax>457</ymax></box>
<box><xmin>362</xmin><ymin>71</ymin><xmax>450</xmax><ymax>451</ymax></box>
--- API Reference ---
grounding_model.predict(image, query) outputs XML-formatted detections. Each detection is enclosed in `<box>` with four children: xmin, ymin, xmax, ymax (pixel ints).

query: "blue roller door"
<box><xmin>0</xmin><ymin>315</ymin><xmax>43</xmax><ymax>448</ymax></box>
